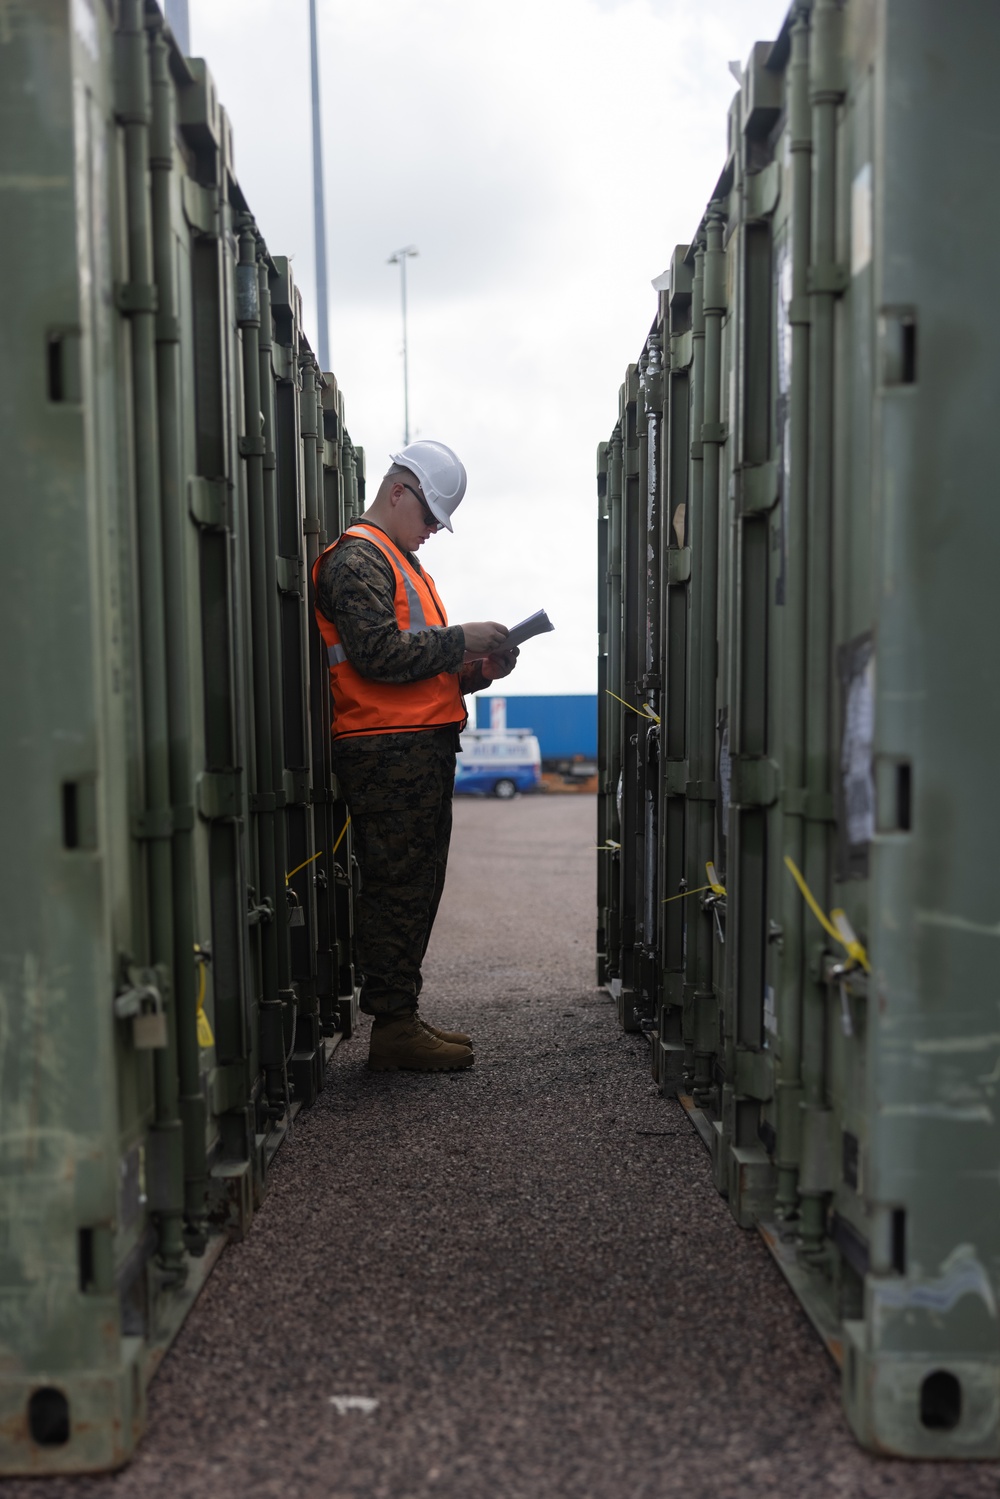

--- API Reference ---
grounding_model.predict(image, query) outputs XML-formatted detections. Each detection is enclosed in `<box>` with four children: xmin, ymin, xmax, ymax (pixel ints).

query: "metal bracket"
<box><xmin>671</xmin><ymin>330</ymin><xmax>694</xmax><ymax>370</ymax></box>
<box><xmin>808</xmin><ymin>263</ymin><xmax>849</xmax><ymax>296</ymax></box>
<box><xmin>685</xmin><ymin>780</ymin><xmax>718</xmax><ymax>801</ymax></box>
<box><xmin>282</xmin><ymin>768</ymin><xmax>311</xmax><ymax>806</ymax></box>
<box><xmin>701</xmin><ymin>421</ymin><xmax>728</xmax><ymax>444</ymax></box>
<box><xmin>662</xmin><ymin>760</ymin><xmax>688</xmax><ymax>795</ymax></box>
<box><xmin>666</xmin><ymin>547</ymin><xmax>691</xmax><ymax>584</ymax></box>
<box><xmin>271</xmin><ymin>343</ymin><xmax>295</xmax><ymax>382</ymax></box>
<box><xmin>188</xmin><ymin>476</ymin><xmax>231</xmax><ymax>531</ymax></box>
<box><xmin>132</xmin><ymin>808</ymin><xmax>173</xmax><ymax>840</ymax></box>
<box><xmin>156</xmin><ymin>314</ymin><xmax>181</xmax><ymax>345</ymax></box>
<box><xmin>782</xmin><ymin>787</ymin><xmax>835</xmax><ymax>822</ymax></box>
<box><xmin>276</xmin><ymin>556</ymin><xmax>303</xmax><ymax>596</ymax></box>
<box><xmin>746</xmin><ymin>159</ymin><xmax>781</xmax><ymax>219</ymax></box>
<box><xmin>730</xmin><ymin>756</ymin><xmax>780</xmax><ymax>807</ymax></box>
<box><xmin>115</xmin><ymin>281</ymin><xmax>158</xmax><ymax>315</ymax></box>
<box><xmin>735</xmin><ymin>1047</ymin><xmax>773</xmax><ymax>1101</ymax></box>
<box><xmin>182</xmin><ymin>178</ymin><xmax>219</xmax><ymax>238</ymax></box>
<box><xmin>737</xmin><ymin>460</ymin><xmax>780</xmax><ymax>516</ymax></box>
<box><xmin>196</xmin><ymin>769</ymin><xmax>242</xmax><ymax>820</ymax></box>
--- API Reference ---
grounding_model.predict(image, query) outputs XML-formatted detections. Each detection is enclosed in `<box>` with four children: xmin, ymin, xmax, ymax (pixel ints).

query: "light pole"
<box><xmin>309</xmin><ymin>0</ymin><xmax>330</xmax><ymax>371</ymax></box>
<box><xmin>387</xmin><ymin>245</ymin><xmax>418</xmax><ymax>444</ymax></box>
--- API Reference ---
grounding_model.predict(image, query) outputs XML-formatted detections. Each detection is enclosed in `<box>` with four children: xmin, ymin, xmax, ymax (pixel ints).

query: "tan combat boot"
<box><xmin>368</xmin><ymin>1014</ymin><xmax>474</xmax><ymax>1072</ymax></box>
<box><xmin>417</xmin><ymin>1013</ymin><xmax>472</xmax><ymax>1047</ymax></box>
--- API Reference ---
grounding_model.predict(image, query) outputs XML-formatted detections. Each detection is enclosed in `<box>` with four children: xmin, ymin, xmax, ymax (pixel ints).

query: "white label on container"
<box><xmin>842</xmin><ymin>652</ymin><xmax>876</xmax><ymax>848</ymax></box>
<box><xmin>764</xmin><ymin>984</ymin><xmax>778</xmax><ymax>1037</ymax></box>
<box><xmin>718</xmin><ymin>721</ymin><xmax>731</xmax><ymax>831</ymax></box>
<box><xmin>72</xmin><ymin>0</ymin><xmax>99</xmax><ymax>61</ymax></box>
<box><xmin>851</xmin><ymin>162</ymin><xmax>873</xmax><ymax>276</ymax></box>
<box><xmin>776</xmin><ymin>240</ymin><xmax>792</xmax><ymax>396</ymax></box>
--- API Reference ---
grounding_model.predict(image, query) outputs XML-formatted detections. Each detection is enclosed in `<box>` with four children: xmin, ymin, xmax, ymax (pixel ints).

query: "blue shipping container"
<box><xmin>475</xmin><ymin>695</ymin><xmax>597</xmax><ymax>762</ymax></box>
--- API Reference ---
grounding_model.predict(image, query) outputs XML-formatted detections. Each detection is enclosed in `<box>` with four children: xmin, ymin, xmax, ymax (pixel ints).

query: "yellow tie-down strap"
<box><xmin>784</xmin><ymin>855</ymin><xmax>871</xmax><ymax>973</ymax></box>
<box><xmin>284</xmin><ymin>816</ymin><xmax>352</xmax><ymax>886</ymax></box>
<box><xmin>605</xmin><ymin>688</ymin><xmax>660</xmax><ymax>725</ymax></box>
<box><xmin>663</xmin><ymin>863</ymin><xmax>727</xmax><ymax>904</ymax></box>
<box><xmin>193</xmin><ymin>944</ymin><xmax>214</xmax><ymax>1048</ymax></box>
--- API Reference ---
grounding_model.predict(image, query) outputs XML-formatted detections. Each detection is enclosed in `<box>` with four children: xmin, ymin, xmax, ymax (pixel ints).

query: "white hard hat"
<box><xmin>389</xmin><ymin>439</ymin><xmax>467</xmax><ymax>533</ymax></box>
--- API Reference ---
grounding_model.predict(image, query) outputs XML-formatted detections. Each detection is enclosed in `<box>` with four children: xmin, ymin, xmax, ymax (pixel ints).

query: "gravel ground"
<box><xmin>12</xmin><ymin>796</ymin><xmax>1000</xmax><ymax>1499</ymax></box>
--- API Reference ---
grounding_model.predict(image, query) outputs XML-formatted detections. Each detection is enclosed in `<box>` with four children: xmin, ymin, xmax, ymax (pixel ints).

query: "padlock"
<box><xmin>114</xmin><ymin>967</ymin><xmax>169</xmax><ymax>1050</ymax></box>
<box><xmin>134</xmin><ymin>993</ymin><xmax>168</xmax><ymax>1049</ymax></box>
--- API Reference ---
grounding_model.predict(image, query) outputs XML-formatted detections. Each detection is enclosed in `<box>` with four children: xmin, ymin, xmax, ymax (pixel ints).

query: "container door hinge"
<box><xmin>666</xmin><ymin>547</ymin><xmax>691</xmax><ymax>584</ymax></box>
<box><xmin>808</xmin><ymin>263</ymin><xmax>849</xmax><ymax>297</ymax></box>
<box><xmin>735</xmin><ymin>1046</ymin><xmax>772</xmax><ymax>1101</ymax></box>
<box><xmin>115</xmin><ymin>281</ymin><xmax>158</xmax><ymax>315</ymax></box>
<box><xmin>196</xmin><ymin>769</ymin><xmax>242</xmax><ymax>820</ymax></box>
<box><xmin>730</xmin><ymin>756</ymin><xmax>780</xmax><ymax>807</ymax></box>
<box><xmin>271</xmin><ymin>343</ymin><xmax>295</xmax><ymax>382</ymax></box>
<box><xmin>781</xmin><ymin>787</ymin><xmax>835</xmax><ymax>821</ymax></box>
<box><xmin>670</xmin><ymin>330</ymin><xmax>693</xmax><ymax>370</ymax></box>
<box><xmin>182</xmin><ymin>178</ymin><xmax>219</xmax><ymax>238</ymax></box>
<box><xmin>283</xmin><ymin>768</ymin><xmax>311</xmax><ymax>805</ymax></box>
<box><xmin>188</xmin><ymin>476</ymin><xmax>232</xmax><ymax>531</ymax></box>
<box><xmin>132</xmin><ymin>804</ymin><xmax>195</xmax><ymax>839</ymax></box>
<box><xmin>685</xmin><ymin>780</ymin><xmax>718</xmax><ymax>802</ymax></box>
<box><xmin>662</xmin><ymin>760</ymin><xmax>689</xmax><ymax>795</ymax></box>
<box><xmin>276</xmin><ymin>556</ymin><xmax>303</xmax><ymax>596</ymax></box>
<box><xmin>737</xmin><ymin>461</ymin><xmax>780</xmax><ymax>516</ymax></box>
<box><xmin>746</xmin><ymin>159</ymin><xmax>781</xmax><ymax>218</ymax></box>
<box><xmin>156</xmin><ymin>314</ymin><xmax>181</xmax><ymax>345</ymax></box>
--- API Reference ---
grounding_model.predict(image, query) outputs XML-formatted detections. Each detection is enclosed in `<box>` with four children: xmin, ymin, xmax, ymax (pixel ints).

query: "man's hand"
<box><xmin>461</xmin><ymin>621</ymin><xmax>509</xmax><ymax>660</ymax></box>
<box><xmin>480</xmin><ymin>646</ymin><xmax>519</xmax><ymax>682</ymax></box>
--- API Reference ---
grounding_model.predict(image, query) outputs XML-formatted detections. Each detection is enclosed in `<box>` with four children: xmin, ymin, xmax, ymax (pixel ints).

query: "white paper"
<box><xmin>470</xmin><ymin>608</ymin><xmax>554</xmax><ymax>658</ymax></box>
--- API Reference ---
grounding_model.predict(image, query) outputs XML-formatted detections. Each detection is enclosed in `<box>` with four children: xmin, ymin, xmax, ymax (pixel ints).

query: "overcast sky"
<box><xmin>189</xmin><ymin>0</ymin><xmax>791</xmax><ymax>695</ymax></box>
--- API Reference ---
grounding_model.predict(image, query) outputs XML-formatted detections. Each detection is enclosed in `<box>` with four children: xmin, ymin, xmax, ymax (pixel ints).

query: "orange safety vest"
<box><xmin>311</xmin><ymin>523</ymin><xmax>466</xmax><ymax>739</ymax></box>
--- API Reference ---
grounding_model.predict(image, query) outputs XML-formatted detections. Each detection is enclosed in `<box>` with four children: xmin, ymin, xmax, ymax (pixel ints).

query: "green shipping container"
<box><xmin>598</xmin><ymin>0</ymin><xmax>1000</xmax><ymax>1459</ymax></box>
<box><xmin>0</xmin><ymin>0</ymin><xmax>360</xmax><ymax>1472</ymax></box>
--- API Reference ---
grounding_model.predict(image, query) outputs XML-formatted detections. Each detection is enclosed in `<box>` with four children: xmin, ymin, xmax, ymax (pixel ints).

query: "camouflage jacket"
<box><xmin>315</xmin><ymin>528</ymin><xmax>490</xmax><ymax>708</ymax></box>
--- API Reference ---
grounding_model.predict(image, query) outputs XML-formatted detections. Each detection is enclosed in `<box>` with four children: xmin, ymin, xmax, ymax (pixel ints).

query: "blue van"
<box><xmin>454</xmin><ymin>728</ymin><xmax>542</xmax><ymax>799</ymax></box>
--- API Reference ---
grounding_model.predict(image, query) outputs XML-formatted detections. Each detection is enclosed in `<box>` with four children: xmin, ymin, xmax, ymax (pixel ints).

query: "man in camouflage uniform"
<box><xmin>314</xmin><ymin>441</ymin><xmax>517</xmax><ymax>1071</ymax></box>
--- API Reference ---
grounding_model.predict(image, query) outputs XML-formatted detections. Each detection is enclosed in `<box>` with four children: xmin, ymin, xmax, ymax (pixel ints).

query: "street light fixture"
<box><xmin>387</xmin><ymin>245</ymin><xmax>418</xmax><ymax>444</ymax></box>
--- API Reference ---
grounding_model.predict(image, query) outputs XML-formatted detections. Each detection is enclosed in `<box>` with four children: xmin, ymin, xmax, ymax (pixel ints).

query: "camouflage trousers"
<box><xmin>331</xmin><ymin>727</ymin><xmax>457</xmax><ymax>1020</ymax></box>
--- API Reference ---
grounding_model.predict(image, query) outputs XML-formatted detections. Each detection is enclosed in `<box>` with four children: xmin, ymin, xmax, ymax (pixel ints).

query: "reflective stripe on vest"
<box><xmin>311</xmin><ymin>524</ymin><xmax>466</xmax><ymax>739</ymax></box>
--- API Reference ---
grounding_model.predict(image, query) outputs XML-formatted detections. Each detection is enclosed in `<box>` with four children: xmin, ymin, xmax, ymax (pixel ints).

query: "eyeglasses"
<box><xmin>401</xmin><ymin>482</ymin><xmax>440</xmax><ymax>531</ymax></box>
